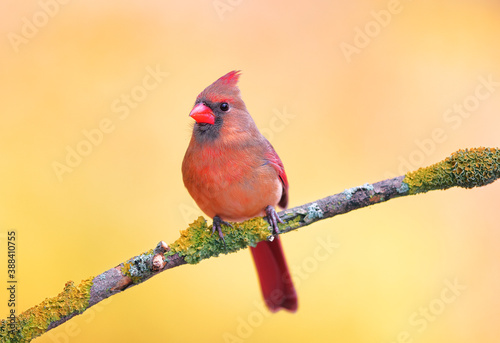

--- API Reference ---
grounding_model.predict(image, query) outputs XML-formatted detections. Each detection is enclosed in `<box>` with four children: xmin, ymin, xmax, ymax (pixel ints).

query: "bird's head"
<box><xmin>189</xmin><ymin>71</ymin><xmax>256</xmax><ymax>142</ymax></box>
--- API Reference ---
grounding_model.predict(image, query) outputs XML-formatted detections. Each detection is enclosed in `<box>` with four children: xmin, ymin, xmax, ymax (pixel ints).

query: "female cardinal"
<box><xmin>182</xmin><ymin>71</ymin><xmax>297</xmax><ymax>312</ymax></box>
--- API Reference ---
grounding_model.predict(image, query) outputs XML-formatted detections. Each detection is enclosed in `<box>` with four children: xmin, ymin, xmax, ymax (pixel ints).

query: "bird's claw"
<box><xmin>212</xmin><ymin>215</ymin><xmax>232</xmax><ymax>245</ymax></box>
<box><xmin>265</xmin><ymin>205</ymin><xmax>284</xmax><ymax>235</ymax></box>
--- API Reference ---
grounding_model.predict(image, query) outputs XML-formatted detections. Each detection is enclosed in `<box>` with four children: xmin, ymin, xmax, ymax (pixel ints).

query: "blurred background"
<box><xmin>1</xmin><ymin>0</ymin><xmax>500</xmax><ymax>342</ymax></box>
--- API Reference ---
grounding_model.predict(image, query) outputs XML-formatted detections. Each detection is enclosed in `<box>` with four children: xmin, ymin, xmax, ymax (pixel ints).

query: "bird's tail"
<box><xmin>250</xmin><ymin>238</ymin><xmax>298</xmax><ymax>312</ymax></box>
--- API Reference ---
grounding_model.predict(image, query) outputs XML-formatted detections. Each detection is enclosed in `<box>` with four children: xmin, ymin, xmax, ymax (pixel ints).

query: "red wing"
<box><xmin>265</xmin><ymin>140</ymin><xmax>289</xmax><ymax>209</ymax></box>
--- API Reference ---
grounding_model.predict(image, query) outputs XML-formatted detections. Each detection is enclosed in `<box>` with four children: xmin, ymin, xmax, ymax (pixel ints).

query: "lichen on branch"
<box><xmin>404</xmin><ymin>147</ymin><xmax>500</xmax><ymax>194</ymax></box>
<box><xmin>0</xmin><ymin>278</ymin><xmax>93</xmax><ymax>343</ymax></box>
<box><xmin>167</xmin><ymin>216</ymin><xmax>270</xmax><ymax>264</ymax></box>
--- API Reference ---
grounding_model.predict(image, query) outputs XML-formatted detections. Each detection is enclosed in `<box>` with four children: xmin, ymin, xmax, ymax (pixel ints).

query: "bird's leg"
<box><xmin>265</xmin><ymin>205</ymin><xmax>284</xmax><ymax>235</ymax></box>
<box><xmin>212</xmin><ymin>215</ymin><xmax>233</xmax><ymax>244</ymax></box>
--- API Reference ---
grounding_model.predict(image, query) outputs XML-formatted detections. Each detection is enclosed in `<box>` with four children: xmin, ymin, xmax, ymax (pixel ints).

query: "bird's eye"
<box><xmin>220</xmin><ymin>102</ymin><xmax>229</xmax><ymax>111</ymax></box>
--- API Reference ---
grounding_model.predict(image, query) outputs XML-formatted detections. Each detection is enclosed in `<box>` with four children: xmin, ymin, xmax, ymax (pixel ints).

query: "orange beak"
<box><xmin>189</xmin><ymin>103</ymin><xmax>215</xmax><ymax>125</ymax></box>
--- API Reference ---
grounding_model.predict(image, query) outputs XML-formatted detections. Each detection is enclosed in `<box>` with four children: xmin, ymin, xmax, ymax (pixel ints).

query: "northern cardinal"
<box><xmin>182</xmin><ymin>71</ymin><xmax>297</xmax><ymax>312</ymax></box>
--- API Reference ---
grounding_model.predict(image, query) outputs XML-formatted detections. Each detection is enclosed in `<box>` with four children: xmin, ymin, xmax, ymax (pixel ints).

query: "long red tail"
<box><xmin>250</xmin><ymin>238</ymin><xmax>298</xmax><ymax>312</ymax></box>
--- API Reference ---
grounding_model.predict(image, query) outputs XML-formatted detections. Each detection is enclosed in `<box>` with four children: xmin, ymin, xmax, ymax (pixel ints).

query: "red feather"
<box><xmin>218</xmin><ymin>70</ymin><xmax>241</xmax><ymax>86</ymax></box>
<box><xmin>265</xmin><ymin>141</ymin><xmax>289</xmax><ymax>209</ymax></box>
<box><xmin>250</xmin><ymin>239</ymin><xmax>297</xmax><ymax>312</ymax></box>
<box><xmin>196</xmin><ymin>70</ymin><xmax>241</xmax><ymax>104</ymax></box>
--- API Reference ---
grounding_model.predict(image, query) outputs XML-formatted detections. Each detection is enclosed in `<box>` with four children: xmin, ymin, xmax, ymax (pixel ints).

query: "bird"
<box><xmin>181</xmin><ymin>70</ymin><xmax>297</xmax><ymax>312</ymax></box>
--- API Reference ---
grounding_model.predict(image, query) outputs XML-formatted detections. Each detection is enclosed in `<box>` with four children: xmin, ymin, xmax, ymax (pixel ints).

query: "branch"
<box><xmin>1</xmin><ymin>147</ymin><xmax>499</xmax><ymax>342</ymax></box>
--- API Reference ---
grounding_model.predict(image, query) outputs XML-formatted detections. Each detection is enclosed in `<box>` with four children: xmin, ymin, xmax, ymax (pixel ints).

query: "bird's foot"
<box><xmin>265</xmin><ymin>205</ymin><xmax>284</xmax><ymax>235</ymax></box>
<box><xmin>212</xmin><ymin>215</ymin><xmax>233</xmax><ymax>245</ymax></box>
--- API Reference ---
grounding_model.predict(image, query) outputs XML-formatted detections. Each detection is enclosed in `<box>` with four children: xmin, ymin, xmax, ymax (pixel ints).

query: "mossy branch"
<box><xmin>1</xmin><ymin>147</ymin><xmax>499</xmax><ymax>343</ymax></box>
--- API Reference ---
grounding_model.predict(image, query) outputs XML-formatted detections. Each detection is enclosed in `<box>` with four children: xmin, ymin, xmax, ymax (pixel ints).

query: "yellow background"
<box><xmin>1</xmin><ymin>0</ymin><xmax>500</xmax><ymax>342</ymax></box>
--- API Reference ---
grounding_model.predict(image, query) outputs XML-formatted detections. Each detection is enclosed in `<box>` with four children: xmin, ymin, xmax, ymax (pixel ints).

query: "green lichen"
<box><xmin>305</xmin><ymin>203</ymin><xmax>324</xmax><ymax>221</ymax></box>
<box><xmin>121</xmin><ymin>250</ymin><xmax>155</xmax><ymax>283</ymax></box>
<box><xmin>404</xmin><ymin>147</ymin><xmax>500</xmax><ymax>195</ymax></box>
<box><xmin>343</xmin><ymin>183</ymin><xmax>374</xmax><ymax>200</ymax></box>
<box><xmin>166</xmin><ymin>216</ymin><xmax>271</xmax><ymax>264</ymax></box>
<box><xmin>396</xmin><ymin>182</ymin><xmax>409</xmax><ymax>194</ymax></box>
<box><xmin>280</xmin><ymin>215</ymin><xmax>302</xmax><ymax>230</ymax></box>
<box><xmin>0</xmin><ymin>277</ymin><xmax>93</xmax><ymax>343</ymax></box>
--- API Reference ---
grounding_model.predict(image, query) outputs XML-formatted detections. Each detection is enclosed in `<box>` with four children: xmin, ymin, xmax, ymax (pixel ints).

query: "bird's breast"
<box><xmin>182</xmin><ymin>144</ymin><xmax>282</xmax><ymax>221</ymax></box>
